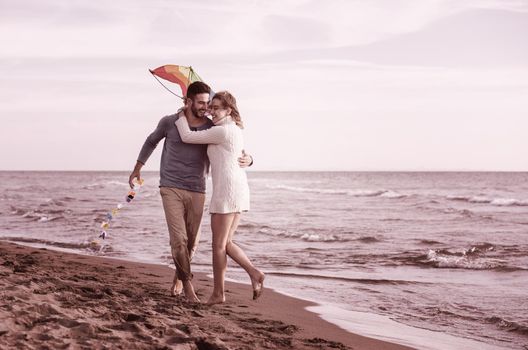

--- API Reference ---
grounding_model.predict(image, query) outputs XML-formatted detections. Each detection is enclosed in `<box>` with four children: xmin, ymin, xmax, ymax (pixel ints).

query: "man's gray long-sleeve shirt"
<box><xmin>137</xmin><ymin>113</ymin><xmax>214</xmax><ymax>193</ymax></box>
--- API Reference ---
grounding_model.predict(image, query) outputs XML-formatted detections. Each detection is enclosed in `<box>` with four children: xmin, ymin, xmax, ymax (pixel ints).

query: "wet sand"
<box><xmin>0</xmin><ymin>240</ymin><xmax>414</xmax><ymax>349</ymax></box>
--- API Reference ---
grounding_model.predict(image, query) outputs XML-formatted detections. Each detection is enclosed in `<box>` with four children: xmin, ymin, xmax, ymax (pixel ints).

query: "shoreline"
<box><xmin>0</xmin><ymin>240</ymin><xmax>414</xmax><ymax>349</ymax></box>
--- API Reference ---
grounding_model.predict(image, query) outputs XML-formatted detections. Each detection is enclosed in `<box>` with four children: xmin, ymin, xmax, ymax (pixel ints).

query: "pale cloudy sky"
<box><xmin>1</xmin><ymin>0</ymin><xmax>527</xmax><ymax>171</ymax></box>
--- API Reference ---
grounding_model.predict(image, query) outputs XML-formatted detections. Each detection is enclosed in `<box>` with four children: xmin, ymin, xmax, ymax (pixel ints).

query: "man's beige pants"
<box><xmin>160</xmin><ymin>187</ymin><xmax>205</xmax><ymax>281</ymax></box>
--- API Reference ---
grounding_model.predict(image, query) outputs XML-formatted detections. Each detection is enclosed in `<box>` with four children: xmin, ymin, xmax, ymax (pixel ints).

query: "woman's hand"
<box><xmin>238</xmin><ymin>150</ymin><xmax>253</xmax><ymax>168</ymax></box>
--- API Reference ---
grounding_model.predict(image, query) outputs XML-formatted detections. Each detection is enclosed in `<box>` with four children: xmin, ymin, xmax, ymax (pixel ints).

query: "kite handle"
<box><xmin>149</xmin><ymin>69</ymin><xmax>185</xmax><ymax>100</ymax></box>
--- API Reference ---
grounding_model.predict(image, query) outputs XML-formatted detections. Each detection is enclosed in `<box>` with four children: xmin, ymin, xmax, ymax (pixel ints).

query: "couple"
<box><xmin>129</xmin><ymin>81</ymin><xmax>264</xmax><ymax>305</ymax></box>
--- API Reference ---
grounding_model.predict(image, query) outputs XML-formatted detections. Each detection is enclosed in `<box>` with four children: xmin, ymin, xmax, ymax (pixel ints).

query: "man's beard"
<box><xmin>191</xmin><ymin>105</ymin><xmax>207</xmax><ymax>118</ymax></box>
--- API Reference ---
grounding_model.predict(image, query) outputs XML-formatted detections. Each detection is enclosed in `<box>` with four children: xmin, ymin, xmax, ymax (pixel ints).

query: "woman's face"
<box><xmin>209</xmin><ymin>98</ymin><xmax>230</xmax><ymax>124</ymax></box>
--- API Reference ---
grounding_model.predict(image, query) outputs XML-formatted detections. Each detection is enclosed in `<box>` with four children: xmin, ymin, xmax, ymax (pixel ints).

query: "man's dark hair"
<box><xmin>186</xmin><ymin>81</ymin><xmax>211</xmax><ymax>100</ymax></box>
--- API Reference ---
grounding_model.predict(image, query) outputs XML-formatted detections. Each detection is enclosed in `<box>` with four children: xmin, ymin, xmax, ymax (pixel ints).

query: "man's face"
<box><xmin>190</xmin><ymin>93</ymin><xmax>210</xmax><ymax>118</ymax></box>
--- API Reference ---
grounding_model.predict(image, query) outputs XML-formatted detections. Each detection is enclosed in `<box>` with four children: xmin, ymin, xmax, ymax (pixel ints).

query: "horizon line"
<box><xmin>1</xmin><ymin>169</ymin><xmax>527</xmax><ymax>173</ymax></box>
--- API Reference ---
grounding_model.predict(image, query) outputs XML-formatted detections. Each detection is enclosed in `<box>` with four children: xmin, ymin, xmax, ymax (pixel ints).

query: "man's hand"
<box><xmin>238</xmin><ymin>150</ymin><xmax>253</xmax><ymax>168</ymax></box>
<box><xmin>129</xmin><ymin>161</ymin><xmax>143</xmax><ymax>189</ymax></box>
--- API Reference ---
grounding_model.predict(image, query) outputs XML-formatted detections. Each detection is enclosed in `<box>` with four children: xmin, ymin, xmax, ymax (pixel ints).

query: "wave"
<box><xmin>82</xmin><ymin>180</ymin><xmax>129</xmax><ymax>190</ymax></box>
<box><xmin>418</xmin><ymin>205</ymin><xmax>496</xmax><ymax>222</ymax></box>
<box><xmin>417</xmin><ymin>239</ymin><xmax>443</xmax><ymax>245</ymax></box>
<box><xmin>422</xmin><ymin>249</ymin><xmax>497</xmax><ymax>270</ymax></box>
<box><xmin>39</xmin><ymin>198</ymin><xmax>66</xmax><ymax>207</ymax></box>
<box><xmin>1</xmin><ymin>237</ymin><xmax>113</xmax><ymax>253</ymax></box>
<box><xmin>265</xmin><ymin>271</ymin><xmax>419</xmax><ymax>285</ymax></box>
<box><xmin>256</xmin><ymin>227</ymin><xmax>350</xmax><ymax>243</ymax></box>
<box><xmin>355</xmin><ymin>236</ymin><xmax>382</xmax><ymax>243</ymax></box>
<box><xmin>9</xmin><ymin>205</ymin><xmax>70</xmax><ymax>222</ymax></box>
<box><xmin>447</xmin><ymin>194</ymin><xmax>528</xmax><ymax>207</ymax></box>
<box><xmin>408</xmin><ymin>244</ymin><xmax>527</xmax><ymax>271</ymax></box>
<box><xmin>266</xmin><ymin>185</ymin><xmax>528</xmax><ymax>208</ymax></box>
<box><xmin>250</xmin><ymin>223</ymin><xmax>378</xmax><ymax>244</ymax></box>
<box><xmin>380</xmin><ymin>190</ymin><xmax>407</xmax><ymax>199</ymax></box>
<box><xmin>441</xmin><ymin>207</ymin><xmax>494</xmax><ymax>221</ymax></box>
<box><xmin>380</xmin><ymin>218</ymin><xmax>404</xmax><ymax>222</ymax></box>
<box><xmin>265</xmin><ymin>184</ymin><xmax>407</xmax><ymax>199</ymax></box>
<box><xmin>388</xmin><ymin>242</ymin><xmax>528</xmax><ymax>271</ymax></box>
<box><xmin>299</xmin><ymin>233</ymin><xmax>344</xmax><ymax>242</ymax></box>
<box><xmin>485</xmin><ymin>316</ymin><xmax>528</xmax><ymax>337</ymax></box>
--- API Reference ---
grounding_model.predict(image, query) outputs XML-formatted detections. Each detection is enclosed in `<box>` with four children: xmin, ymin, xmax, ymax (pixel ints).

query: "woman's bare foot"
<box><xmin>206</xmin><ymin>293</ymin><xmax>226</xmax><ymax>305</ymax></box>
<box><xmin>171</xmin><ymin>278</ymin><xmax>183</xmax><ymax>296</ymax></box>
<box><xmin>251</xmin><ymin>271</ymin><xmax>265</xmax><ymax>300</ymax></box>
<box><xmin>182</xmin><ymin>280</ymin><xmax>201</xmax><ymax>303</ymax></box>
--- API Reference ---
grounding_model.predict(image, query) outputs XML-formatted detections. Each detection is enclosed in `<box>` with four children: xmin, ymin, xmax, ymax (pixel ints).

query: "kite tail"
<box><xmin>97</xmin><ymin>178</ymin><xmax>145</xmax><ymax>240</ymax></box>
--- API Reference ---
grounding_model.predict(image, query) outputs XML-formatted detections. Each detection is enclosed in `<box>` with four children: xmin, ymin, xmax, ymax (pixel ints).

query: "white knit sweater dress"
<box><xmin>175</xmin><ymin>115</ymin><xmax>250</xmax><ymax>214</ymax></box>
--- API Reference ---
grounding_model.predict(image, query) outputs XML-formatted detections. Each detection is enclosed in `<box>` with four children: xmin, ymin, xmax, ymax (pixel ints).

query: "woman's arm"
<box><xmin>175</xmin><ymin>115</ymin><xmax>227</xmax><ymax>144</ymax></box>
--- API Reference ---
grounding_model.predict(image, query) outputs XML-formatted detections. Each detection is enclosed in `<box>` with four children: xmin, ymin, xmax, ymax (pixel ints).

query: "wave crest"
<box><xmin>256</xmin><ymin>227</ymin><xmax>349</xmax><ymax>243</ymax></box>
<box><xmin>1</xmin><ymin>237</ymin><xmax>113</xmax><ymax>253</ymax></box>
<box><xmin>447</xmin><ymin>195</ymin><xmax>528</xmax><ymax>207</ymax></box>
<box><xmin>266</xmin><ymin>185</ymin><xmax>406</xmax><ymax>199</ymax></box>
<box><xmin>414</xmin><ymin>244</ymin><xmax>525</xmax><ymax>270</ymax></box>
<box><xmin>486</xmin><ymin>316</ymin><xmax>528</xmax><ymax>336</ymax></box>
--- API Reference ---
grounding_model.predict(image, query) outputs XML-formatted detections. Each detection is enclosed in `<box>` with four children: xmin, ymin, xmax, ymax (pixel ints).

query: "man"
<box><xmin>128</xmin><ymin>81</ymin><xmax>252</xmax><ymax>302</ymax></box>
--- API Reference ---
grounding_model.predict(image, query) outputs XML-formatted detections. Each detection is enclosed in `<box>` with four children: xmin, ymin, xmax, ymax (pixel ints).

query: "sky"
<box><xmin>1</xmin><ymin>0</ymin><xmax>527</xmax><ymax>171</ymax></box>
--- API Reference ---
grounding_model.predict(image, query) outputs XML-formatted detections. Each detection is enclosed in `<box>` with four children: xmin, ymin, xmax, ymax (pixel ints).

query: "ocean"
<box><xmin>1</xmin><ymin>171</ymin><xmax>527</xmax><ymax>349</ymax></box>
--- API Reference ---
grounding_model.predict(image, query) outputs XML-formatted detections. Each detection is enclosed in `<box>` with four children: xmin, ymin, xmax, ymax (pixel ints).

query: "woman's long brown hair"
<box><xmin>212</xmin><ymin>91</ymin><xmax>243</xmax><ymax>129</ymax></box>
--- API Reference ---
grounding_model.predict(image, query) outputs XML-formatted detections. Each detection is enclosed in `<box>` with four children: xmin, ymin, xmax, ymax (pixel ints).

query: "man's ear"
<box><xmin>184</xmin><ymin>98</ymin><xmax>192</xmax><ymax>108</ymax></box>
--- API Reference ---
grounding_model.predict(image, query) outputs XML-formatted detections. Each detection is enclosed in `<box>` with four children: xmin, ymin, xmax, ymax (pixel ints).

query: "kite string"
<box><xmin>188</xmin><ymin>66</ymin><xmax>193</xmax><ymax>87</ymax></box>
<box><xmin>151</xmin><ymin>73</ymin><xmax>184</xmax><ymax>99</ymax></box>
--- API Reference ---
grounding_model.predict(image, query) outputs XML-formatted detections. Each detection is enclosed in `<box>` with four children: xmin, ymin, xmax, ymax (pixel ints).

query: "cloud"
<box><xmin>3</xmin><ymin>0</ymin><xmax>527</xmax><ymax>59</ymax></box>
<box><xmin>331</xmin><ymin>8</ymin><xmax>528</xmax><ymax>67</ymax></box>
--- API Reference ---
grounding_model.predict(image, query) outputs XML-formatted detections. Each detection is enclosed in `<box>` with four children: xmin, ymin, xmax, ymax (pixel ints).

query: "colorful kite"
<box><xmin>149</xmin><ymin>65</ymin><xmax>204</xmax><ymax>98</ymax></box>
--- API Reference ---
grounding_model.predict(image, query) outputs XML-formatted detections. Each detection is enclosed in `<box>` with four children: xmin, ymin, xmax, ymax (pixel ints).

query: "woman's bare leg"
<box><xmin>208</xmin><ymin>213</ymin><xmax>235</xmax><ymax>305</ymax></box>
<box><xmin>226</xmin><ymin>214</ymin><xmax>265</xmax><ymax>299</ymax></box>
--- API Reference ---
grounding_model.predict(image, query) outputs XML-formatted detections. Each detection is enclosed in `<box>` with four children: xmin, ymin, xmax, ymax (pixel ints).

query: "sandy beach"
<box><xmin>0</xmin><ymin>240</ymin><xmax>415</xmax><ymax>350</ymax></box>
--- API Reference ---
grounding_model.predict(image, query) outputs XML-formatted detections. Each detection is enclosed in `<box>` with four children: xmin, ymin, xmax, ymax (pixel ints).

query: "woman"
<box><xmin>175</xmin><ymin>91</ymin><xmax>265</xmax><ymax>305</ymax></box>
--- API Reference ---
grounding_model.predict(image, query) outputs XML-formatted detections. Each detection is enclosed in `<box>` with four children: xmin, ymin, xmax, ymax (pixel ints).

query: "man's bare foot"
<box><xmin>206</xmin><ymin>293</ymin><xmax>226</xmax><ymax>305</ymax></box>
<box><xmin>251</xmin><ymin>271</ymin><xmax>265</xmax><ymax>300</ymax></box>
<box><xmin>171</xmin><ymin>278</ymin><xmax>183</xmax><ymax>296</ymax></box>
<box><xmin>182</xmin><ymin>280</ymin><xmax>200</xmax><ymax>303</ymax></box>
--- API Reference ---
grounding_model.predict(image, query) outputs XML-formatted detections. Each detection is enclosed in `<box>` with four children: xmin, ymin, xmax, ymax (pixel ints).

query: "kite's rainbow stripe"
<box><xmin>150</xmin><ymin>65</ymin><xmax>203</xmax><ymax>97</ymax></box>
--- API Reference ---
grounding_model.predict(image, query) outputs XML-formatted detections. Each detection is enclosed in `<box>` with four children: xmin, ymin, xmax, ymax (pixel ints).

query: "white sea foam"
<box><xmin>308</xmin><ymin>305</ymin><xmax>509</xmax><ymax>350</ymax></box>
<box><xmin>267</xmin><ymin>184</ymin><xmax>349</xmax><ymax>195</ymax></box>
<box><xmin>469</xmin><ymin>196</ymin><xmax>491</xmax><ymax>203</ymax></box>
<box><xmin>347</xmin><ymin>189</ymin><xmax>386</xmax><ymax>197</ymax></box>
<box><xmin>491</xmin><ymin>198</ymin><xmax>528</xmax><ymax>206</ymax></box>
<box><xmin>266</xmin><ymin>184</ymin><xmax>407</xmax><ymax>199</ymax></box>
<box><xmin>257</xmin><ymin>227</ymin><xmax>345</xmax><ymax>243</ymax></box>
<box><xmin>300</xmin><ymin>233</ymin><xmax>340</xmax><ymax>242</ymax></box>
<box><xmin>380</xmin><ymin>190</ymin><xmax>407</xmax><ymax>199</ymax></box>
<box><xmin>447</xmin><ymin>194</ymin><xmax>528</xmax><ymax>207</ymax></box>
<box><xmin>424</xmin><ymin>248</ymin><xmax>502</xmax><ymax>270</ymax></box>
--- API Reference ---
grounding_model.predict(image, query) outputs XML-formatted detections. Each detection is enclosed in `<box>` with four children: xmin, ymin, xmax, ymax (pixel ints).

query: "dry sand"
<box><xmin>0</xmin><ymin>240</ymin><xmax>414</xmax><ymax>349</ymax></box>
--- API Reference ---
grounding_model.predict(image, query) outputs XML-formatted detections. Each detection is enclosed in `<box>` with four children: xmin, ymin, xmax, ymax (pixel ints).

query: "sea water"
<box><xmin>1</xmin><ymin>171</ymin><xmax>527</xmax><ymax>349</ymax></box>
